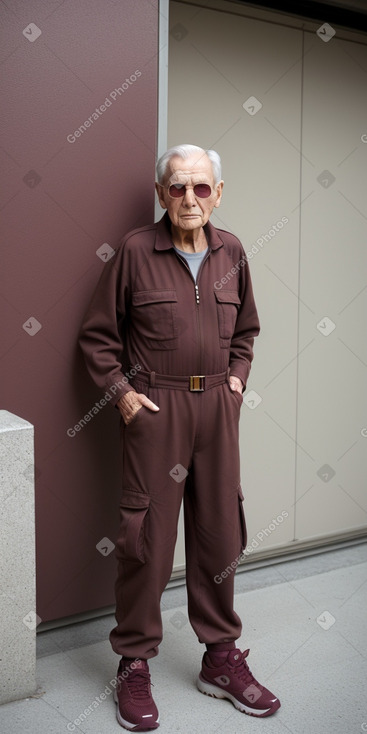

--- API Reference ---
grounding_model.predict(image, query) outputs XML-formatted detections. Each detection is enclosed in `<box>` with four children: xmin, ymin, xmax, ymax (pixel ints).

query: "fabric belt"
<box><xmin>133</xmin><ymin>369</ymin><xmax>230</xmax><ymax>392</ymax></box>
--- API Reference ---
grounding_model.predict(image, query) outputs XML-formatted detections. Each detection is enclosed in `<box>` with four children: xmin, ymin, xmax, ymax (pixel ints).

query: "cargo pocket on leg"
<box><xmin>238</xmin><ymin>486</ymin><xmax>247</xmax><ymax>551</ymax></box>
<box><xmin>116</xmin><ymin>489</ymin><xmax>150</xmax><ymax>563</ymax></box>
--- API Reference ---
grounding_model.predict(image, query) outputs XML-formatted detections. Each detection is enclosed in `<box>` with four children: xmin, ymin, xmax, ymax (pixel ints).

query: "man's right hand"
<box><xmin>117</xmin><ymin>390</ymin><xmax>160</xmax><ymax>425</ymax></box>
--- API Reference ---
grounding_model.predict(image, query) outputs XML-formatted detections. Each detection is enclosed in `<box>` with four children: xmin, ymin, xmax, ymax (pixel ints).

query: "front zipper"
<box><xmin>174</xmin><ymin>249</ymin><xmax>210</xmax><ymax>375</ymax></box>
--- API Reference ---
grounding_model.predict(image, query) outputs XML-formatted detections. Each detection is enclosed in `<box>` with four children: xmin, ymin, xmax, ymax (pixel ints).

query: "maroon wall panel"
<box><xmin>0</xmin><ymin>0</ymin><xmax>158</xmax><ymax>623</ymax></box>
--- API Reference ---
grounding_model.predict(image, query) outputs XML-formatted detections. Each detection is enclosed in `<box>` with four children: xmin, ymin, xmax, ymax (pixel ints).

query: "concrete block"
<box><xmin>0</xmin><ymin>411</ymin><xmax>37</xmax><ymax>704</ymax></box>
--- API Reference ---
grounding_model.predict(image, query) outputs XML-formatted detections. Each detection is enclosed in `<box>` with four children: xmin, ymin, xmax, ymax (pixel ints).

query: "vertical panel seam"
<box><xmin>294</xmin><ymin>28</ymin><xmax>305</xmax><ymax>542</ymax></box>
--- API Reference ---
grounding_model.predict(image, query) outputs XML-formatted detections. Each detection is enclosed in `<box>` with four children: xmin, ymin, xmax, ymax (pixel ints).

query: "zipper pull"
<box><xmin>195</xmin><ymin>284</ymin><xmax>200</xmax><ymax>304</ymax></box>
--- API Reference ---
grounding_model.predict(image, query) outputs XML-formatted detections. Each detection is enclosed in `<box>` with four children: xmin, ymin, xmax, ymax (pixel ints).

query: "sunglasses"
<box><xmin>167</xmin><ymin>183</ymin><xmax>212</xmax><ymax>199</ymax></box>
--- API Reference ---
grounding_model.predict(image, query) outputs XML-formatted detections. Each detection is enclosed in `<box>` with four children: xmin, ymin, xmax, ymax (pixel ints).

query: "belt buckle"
<box><xmin>189</xmin><ymin>375</ymin><xmax>205</xmax><ymax>392</ymax></box>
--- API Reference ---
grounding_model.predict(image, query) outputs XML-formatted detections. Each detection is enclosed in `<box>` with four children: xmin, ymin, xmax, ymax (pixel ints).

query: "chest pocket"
<box><xmin>214</xmin><ymin>290</ymin><xmax>241</xmax><ymax>347</ymax></box>
<box><xmin>131</xmin><ymin>290</ymin><xmax>178</xmax><ymax>350</ymax></box>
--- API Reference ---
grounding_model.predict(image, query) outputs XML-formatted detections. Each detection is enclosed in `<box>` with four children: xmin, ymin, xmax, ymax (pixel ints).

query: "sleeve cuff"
<box><xmin>229</xmin><ymin>361</ymin><xmax>251</xmax><ymax>392</ymax></box>
<box><xmin>105</xmin><ymin>374</ymin><xmax>135</xmax><ymax>407</ymax></box>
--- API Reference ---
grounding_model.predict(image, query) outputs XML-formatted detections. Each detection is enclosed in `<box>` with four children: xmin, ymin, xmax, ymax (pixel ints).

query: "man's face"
<box><xmin>155</xmin><ymin>153</ymin><xmax>223</xmax><ymax>231</ymax></box>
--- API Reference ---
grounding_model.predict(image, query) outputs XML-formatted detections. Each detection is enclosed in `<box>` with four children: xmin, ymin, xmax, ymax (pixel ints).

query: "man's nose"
<box><xmin>182</xmin><ymin>186</ymin><xmax>196</xmax><ymax>206</ymax></box>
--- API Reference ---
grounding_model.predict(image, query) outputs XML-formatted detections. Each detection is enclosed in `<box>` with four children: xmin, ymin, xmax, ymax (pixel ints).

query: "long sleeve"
<box><xmin>229</xmin><ymin>251</ymin><xmax>260</xmax><ymax>390</ymax></box>
<box><xmin>78</xmin><ymin>245</ymin><xmax>134</xmax><ymax>406</ymax></box>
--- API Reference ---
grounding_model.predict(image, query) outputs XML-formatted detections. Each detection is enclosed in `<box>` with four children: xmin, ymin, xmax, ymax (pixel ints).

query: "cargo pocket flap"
<box><xmin>120</xmin><ymin>488</ymin><xmax>150</xmax><ymax>509</ymax></box>
<box><xmin>117</xmin><ymin>490</ymin><xmax>150</xmax><ymax>563</ymax></box>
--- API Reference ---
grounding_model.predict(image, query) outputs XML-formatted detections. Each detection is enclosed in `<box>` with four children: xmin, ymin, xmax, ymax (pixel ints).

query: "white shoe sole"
<box><xmin>196</xmin><ymin>676</ymin><xmax>273</xmax><ymax>717</ymax></box>
<box><xmin>114</xmin><ymin>688</ymin><xmax>160</xmax><ymax>730</ymax></box>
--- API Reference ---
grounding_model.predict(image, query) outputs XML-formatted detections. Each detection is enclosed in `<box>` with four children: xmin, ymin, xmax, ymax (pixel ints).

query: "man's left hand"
<box><xmin>229</xmin><ymin>375</ymin><xmax>243</xmax><ymax>394</ymax></box>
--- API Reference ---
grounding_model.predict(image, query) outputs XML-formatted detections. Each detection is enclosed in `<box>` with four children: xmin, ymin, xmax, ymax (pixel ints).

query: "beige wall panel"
<box><xmin>295</xmin><ymin>31</ymin><xmax>367</xmax><ymax>539</ymax></box>
<box><xmin>169</xmin><ymin>1</ymin><xmax>367</xmax><ymax>571</ymax></box>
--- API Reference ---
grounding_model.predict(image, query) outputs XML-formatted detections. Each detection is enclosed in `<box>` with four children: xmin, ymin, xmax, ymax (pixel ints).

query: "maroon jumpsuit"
<box><xmin>79</xmin><ymin>212</ymin><xmax>260</xmax><ymax>660</ymax></box>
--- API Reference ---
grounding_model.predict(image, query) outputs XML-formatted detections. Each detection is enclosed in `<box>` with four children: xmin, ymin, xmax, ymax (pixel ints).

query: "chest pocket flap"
<box><xmin>132</xmin><ymin>290</ymin><xmax>177</xmax><ymax>307</ymax></box>
<box><xmin>214</xmin><ymin>290</ymin><xmax>241</xmax><ymax>344</ymax></box>
<box><xmin>214</xmin><ymin>290</ymin><xmax>241</xmax><ymax>306</ymax></box>
<box><xmin>131</xmin><ymin>289</ymin><xmax>178</xmax><ymax>346</ymax></box>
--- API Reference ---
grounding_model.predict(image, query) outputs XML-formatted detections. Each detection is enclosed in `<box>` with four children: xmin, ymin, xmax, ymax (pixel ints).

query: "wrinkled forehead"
<box><xmin>166</xmin><ymin>154</ymin><xmax>214</xmax><ymax>186</ymax></box>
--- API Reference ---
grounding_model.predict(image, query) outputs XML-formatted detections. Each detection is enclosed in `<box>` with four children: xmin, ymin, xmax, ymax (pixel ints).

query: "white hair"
<box><xmin>156</xmin><ymin>144</ymin><xmax>222</xmax><ymax>185</ymax></box>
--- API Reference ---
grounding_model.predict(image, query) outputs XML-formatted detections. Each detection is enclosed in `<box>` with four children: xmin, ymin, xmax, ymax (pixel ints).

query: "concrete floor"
<box><xmin>1</xmin><ymin>542</ymin><xmax>367</xmax><ymax>733</ymax></box>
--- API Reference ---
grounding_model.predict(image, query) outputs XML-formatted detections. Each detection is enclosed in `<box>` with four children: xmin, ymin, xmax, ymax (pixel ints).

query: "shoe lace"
<box><xmin>230</xmin><ymin>649</ymin><xmax>264</xmax><ymax>691</ymax></box>
<box><xmin>123</xmin><ymin>669</ymin><xmax>153</xmax><ymax>700</ymax></box>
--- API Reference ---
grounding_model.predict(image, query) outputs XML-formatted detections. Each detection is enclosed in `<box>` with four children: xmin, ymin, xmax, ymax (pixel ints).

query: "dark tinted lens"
<box><xmin>169</xmin><ymin>184</ymin><xmax>185</xmax><ymax>197</ymax></box>
<box><xmin>193</xmin><ymin>184</ymin><xmax>211</xmax><ymax>198</ymax></box>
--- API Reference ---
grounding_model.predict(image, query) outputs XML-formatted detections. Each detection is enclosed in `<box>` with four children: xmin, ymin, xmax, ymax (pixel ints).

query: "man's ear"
<box><xmin>214</xmin><ymin>180</ymin><xmax>224</xmax><ymax>208</ymax></box>
<box><xmin>155</xmin><ymin>182</ymin><xmax>167</xmax><ymax>210</ymax></box>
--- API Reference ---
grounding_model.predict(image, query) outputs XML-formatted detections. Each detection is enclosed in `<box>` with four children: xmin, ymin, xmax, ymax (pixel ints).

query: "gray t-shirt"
<box><xmin>174</xmin><ymin>246</ymin><xmax>208</xmax><ymax>283</ymax></box>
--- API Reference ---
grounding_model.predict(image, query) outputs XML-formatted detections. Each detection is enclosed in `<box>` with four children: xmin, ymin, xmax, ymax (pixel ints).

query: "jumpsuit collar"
<box><xmin>154</xmin><ymin>212</ymin><xmax>224</xmax><ymax>252</ymax></box>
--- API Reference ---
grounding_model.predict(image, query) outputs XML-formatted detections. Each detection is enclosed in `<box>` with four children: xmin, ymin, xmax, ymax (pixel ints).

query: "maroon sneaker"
<box><xmin>197</xmin><ymin>648</ymin><xmax>280</xmax><ymax>718</ymax></box>
<box><xmin>114</xmin><ymin>658</ymin><xmax>159</xmax><ymax>731</ymax></box>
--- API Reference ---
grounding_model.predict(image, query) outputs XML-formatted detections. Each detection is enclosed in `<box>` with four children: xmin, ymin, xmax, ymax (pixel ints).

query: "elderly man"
<box><xmin>79</xmin><ymin>144</ymin><xmax>280</xmax><ymax>731</ymax></box>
